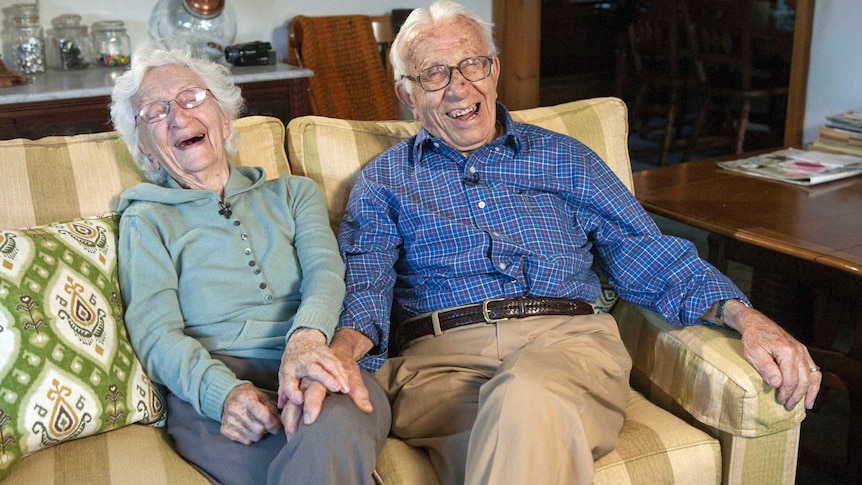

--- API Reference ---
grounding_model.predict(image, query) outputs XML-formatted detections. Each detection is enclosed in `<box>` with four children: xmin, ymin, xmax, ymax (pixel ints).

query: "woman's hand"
<box><xmin>277</xmin><ymin>328</ymin><xmax>350</xmax><ymax>419</ymax></box>
<box><xmin>220</xmin><ymin>383</ymin><xmax>282</xmax><ymax>444</ymax></box>
<box><xmin>278</xmin><ymin>328</ymin><xmax>376</xmax><ymax>439</ymax></box>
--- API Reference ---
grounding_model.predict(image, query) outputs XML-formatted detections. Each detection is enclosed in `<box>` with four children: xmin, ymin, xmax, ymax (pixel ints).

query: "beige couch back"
<box><xmin>0</xmin><ymin>116</ymin><xmax>289</xmax><ymax>230</ymax></box>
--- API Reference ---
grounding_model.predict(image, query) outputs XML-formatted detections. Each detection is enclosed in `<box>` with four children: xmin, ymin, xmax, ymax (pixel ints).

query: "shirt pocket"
<box><xmin>499</xmin><ymin>187</ymin><xmax>586</xmax><ymax>255</ymax></box>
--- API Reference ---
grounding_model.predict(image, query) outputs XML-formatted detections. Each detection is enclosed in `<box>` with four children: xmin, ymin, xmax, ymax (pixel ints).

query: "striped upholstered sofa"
<box><xmin>0</xmin><ymin>98</ymin><xmax>803</xmax><ymax>484</ymax></box>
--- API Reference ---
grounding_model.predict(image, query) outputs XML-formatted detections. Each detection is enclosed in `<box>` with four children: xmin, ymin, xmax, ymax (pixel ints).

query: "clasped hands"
<box><xmin>219</xmin><ymin>328</ymin><xmax>372</xmax><ymax>444</ymax></box>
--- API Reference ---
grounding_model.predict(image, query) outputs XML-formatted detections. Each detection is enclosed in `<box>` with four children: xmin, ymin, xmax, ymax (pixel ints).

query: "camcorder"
<box><xmin>225</xmin><ymin>41</ymin><xmax>276</xmax><ymax>66</ymax></box>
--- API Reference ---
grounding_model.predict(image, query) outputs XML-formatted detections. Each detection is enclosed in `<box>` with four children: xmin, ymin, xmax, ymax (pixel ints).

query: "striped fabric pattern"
<box><xmin>614</xmin><ymin>300</ymin><xmax>803</xmax><ymax>484</ymax></box>
<box><xmin>593</xmin><ymin>390</ymin><xmax>721</xmax><ymax>484</ymax></box>
<box><xmin>1</xmin><ymin>425</ymin><xmax>209</xmax><ymax>485</ymax></box>
<box><xmin>0</xmin><ymin>115</ymin><xmax>288</xmax><ymax>230</ymax></box>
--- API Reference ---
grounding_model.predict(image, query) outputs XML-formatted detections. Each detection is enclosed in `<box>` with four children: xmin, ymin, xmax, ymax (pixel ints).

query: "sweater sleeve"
<box><xmin>282</xmin><ymin>176</ymin><xmax>346</xmax><ymax>344</ymax></box>
<box><xmin>119</xmin><ymin>209</ymin><xmax>246</xmax><ymax>422</ymax></box>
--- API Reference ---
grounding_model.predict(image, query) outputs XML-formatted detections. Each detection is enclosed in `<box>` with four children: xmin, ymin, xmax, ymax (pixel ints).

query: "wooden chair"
<box><xmin>287</xmin><ymin>15</ymin><xmax>400</xmax><ymax>121</ymax></box>
<box><xmin>626</xmin><ymin>0</ymin><xmax>700</xmax><ymax>166</ymax></box>
<box><xmin>683</xmin><ymin>0</ymin><xmax>790</xmax><ymax>158</ymax></box>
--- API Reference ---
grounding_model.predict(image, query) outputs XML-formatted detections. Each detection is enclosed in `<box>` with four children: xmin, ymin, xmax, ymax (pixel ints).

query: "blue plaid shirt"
<box><xmin>339</xmin><ymin>104</ymin><xmax>746</xmax><ymax>371</ymax></box>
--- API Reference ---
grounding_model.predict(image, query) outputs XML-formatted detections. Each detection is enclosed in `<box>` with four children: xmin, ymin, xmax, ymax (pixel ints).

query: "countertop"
<box><xmin>0</xmin><ymin>63</ymin><xmax>313</xmax><ymax>105</ymax></box>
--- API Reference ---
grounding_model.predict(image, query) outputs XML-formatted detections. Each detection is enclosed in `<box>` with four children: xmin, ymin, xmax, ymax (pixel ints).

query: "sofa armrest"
<box><xmin>613</xmin><ymin>300</ymin><xmax>805</xmax><ymax>438</ymax></box>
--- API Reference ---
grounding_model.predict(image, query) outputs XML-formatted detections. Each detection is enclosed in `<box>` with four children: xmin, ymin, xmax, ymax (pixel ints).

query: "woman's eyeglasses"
<box><xmin>135</xmin><ymin>87</ymin><xmax>213</xmax><ymax>125</ymax></box>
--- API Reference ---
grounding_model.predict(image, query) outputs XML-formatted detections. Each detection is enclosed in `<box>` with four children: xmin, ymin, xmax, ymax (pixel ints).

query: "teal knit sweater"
<box><xmin>118</xmin><ymin>164</ymin><xmax>345</xmax><ymax>422</ymax></box>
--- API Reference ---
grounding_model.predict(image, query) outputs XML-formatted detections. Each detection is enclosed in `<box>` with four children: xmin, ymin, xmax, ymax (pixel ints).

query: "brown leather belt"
<box><xmin>393</xmin><ymin>297</ymin><xmax>594</xmax><ymax>351</ymax></box>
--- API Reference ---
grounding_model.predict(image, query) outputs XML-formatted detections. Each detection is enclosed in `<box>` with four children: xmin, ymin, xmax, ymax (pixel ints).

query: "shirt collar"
<box><xmin>412</xmin><ymin>102</ymin><xmax>522</xmax><ymax>163</ymax></box>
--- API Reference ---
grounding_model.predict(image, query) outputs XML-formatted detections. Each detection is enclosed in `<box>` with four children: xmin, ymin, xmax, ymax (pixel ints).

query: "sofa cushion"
<box><xmin>1</xmin><ymin>424</ymin><xmax>208</xmax><ymax>484</ymax></box>
<box><xmin>614</xmin><ymin>301</ymin><xmax>806</xmax><ymax>437</ymax></box>
<box><xmin>0</xmin><ymin>214</ymin><xmax>165</xmax><ymax>479</ymax></box>
<box><xmin>287</xmin><ymin>97</ymin><xmax>632</xmax><ymax>234</ymax></box>
<box><xmin>372</xmin><ymin>389</ymin><xmax>720</xmax><ymax>485</ymax></box>
<box><xmin>593</xmin><ymin>390</ymin><xmax>720</xmax><ymax>484</ymax></box>
<box><xmin>0</xmin><ymin>116</ymin><xmax>289</xmax><ymax>231</ymax></box>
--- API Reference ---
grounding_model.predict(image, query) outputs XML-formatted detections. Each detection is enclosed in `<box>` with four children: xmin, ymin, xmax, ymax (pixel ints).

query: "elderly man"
<box><xmin>325</xmin><ymin>1</ymin><xmax>821</xmax><ymax>484</ymax></box>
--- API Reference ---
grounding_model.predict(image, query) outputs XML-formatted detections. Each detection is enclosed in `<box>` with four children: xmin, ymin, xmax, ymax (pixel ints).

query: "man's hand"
<box><xmin>279</xmin><ymin>328</ymin><xmax>375</xmax><ymax>439</ymax></box>
<box><xmin>220</xmin><ymin>383</ymin><xmax>282</xmax><ymax>444</ymax></box>
<box><xmin>719</xmin><ymin>299</ymin><xmax>822</xmax><ymax>410</ymax></box>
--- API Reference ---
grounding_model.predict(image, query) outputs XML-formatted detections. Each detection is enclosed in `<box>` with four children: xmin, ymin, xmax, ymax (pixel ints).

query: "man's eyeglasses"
<box><xmin>402</xmin><ymin>56</ymin><xmax>493</xmax><ymax>92</ymax></box>
<box><xmin>135</xmin><ymin>87</ymin><xmax>212</xmax><ymax>125</ymax></box>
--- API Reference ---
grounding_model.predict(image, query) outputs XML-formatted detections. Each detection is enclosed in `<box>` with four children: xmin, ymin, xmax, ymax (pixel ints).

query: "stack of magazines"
<box><xmin>810</xmin><ymin>109</ymin><xmax>862</xmax><ymax>157</ymax></box>
<box><xmin>718</xmin><ymin>148</ymin><xmax>862</xmax><ymax>186</ymax></box>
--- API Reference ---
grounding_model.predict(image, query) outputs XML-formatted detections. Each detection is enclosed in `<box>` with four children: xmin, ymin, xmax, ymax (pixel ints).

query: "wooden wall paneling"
<box><xmin>493</xmin><ymin>0</ymin><xmax>541</xmax><ymax>110</ymax></box>
<box><xmin>785</xmin><ymin>0</ymin><xmax>815</xmax><ymax>148</ymax></box>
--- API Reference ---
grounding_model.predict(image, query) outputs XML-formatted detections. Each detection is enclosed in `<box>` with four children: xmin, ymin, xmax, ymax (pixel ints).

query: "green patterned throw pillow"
<box><xmin>0</xmin><ymin>214</ymin><xmax>165</xmax><ymax>479</ymax></box>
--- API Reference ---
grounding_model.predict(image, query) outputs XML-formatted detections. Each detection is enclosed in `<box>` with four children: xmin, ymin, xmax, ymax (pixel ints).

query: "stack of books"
<box><xmin>810</xmin><ymin>109</ymin><xmax>862</xmax><ymax>157</ymax></box>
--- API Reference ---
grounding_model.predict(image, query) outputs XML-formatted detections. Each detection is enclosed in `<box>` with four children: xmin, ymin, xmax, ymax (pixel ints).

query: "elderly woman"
<box><xmin>110</xmin><ymin>41</ymin><xmax>389</xmax><ymax>485</ymax></box>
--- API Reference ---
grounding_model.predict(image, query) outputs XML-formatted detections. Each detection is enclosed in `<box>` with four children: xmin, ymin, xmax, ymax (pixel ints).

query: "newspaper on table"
<box><xmin>717</xmin><ymin>148</ymin><xmax>862</xmax><ymax>186</ymax></box>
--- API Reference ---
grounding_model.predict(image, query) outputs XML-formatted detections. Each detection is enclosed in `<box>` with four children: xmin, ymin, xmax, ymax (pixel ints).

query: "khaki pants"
<box><xmin>376</xmin><ymin>313</ymin><xmax>632</xmax><ymax>485</ymax></box>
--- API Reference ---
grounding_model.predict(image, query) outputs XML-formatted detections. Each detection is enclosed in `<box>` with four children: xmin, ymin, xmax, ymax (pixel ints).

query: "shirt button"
<box><xmin>249</xmin><ymin>260</ymin><xmax>257</xmax><ymax>267</ymax></box>
<box><xmin>492</xmin><ymin>232</ymin><xmax>500</xmax><ymax>237</ymax></box>
<box><xmin>469</xmin><ymin>166</ymin><xmax>477</xmax><ymax>174</ymax></box>
<box><xmin>253</xmin><ymin>268</ymin><xmax>261</xmax><ymax>275</ymax></box>
<box><xmin>244</xmin><ymin>248</ymin><xmax>252</xmax><ymax>255</ymax></box>
<box><xmin>264</xmin><ymin>294</ymin><xmax>273</xmax><ymax>303</ymax></box>
<box><xmin>259</xmin><ymin>282</ymin><xmax>267</xmax><ymax>289</ymax></box>
<box><xmin>478</xmin><ymin>201</ymin><xmax>486</xmax><ymax>209</ymax></box>
<box><xmin>233</xmin><ymin>221</ymin><xmax>241</xmax><ymax>226</ymax></box>
<box><xmin>241</xmin><ymin>233</ymin><xmax>248</xmax><ymax>240</ymax></box>
<box><xmin>498</xmin><ymin>262</ymin><xmax>507</xmax><ymax>270</ymax></box>
<box><xmin>494</xmin><ymin>147</ymin><xmax>500</xmax><ymax>152</ymax></box>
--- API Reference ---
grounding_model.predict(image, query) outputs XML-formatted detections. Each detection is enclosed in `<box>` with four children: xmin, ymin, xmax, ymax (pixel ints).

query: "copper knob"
<box><xmin>184</xmin><ymin>0</ymin><xmax>225</xmax><ymax>18</ymax></box>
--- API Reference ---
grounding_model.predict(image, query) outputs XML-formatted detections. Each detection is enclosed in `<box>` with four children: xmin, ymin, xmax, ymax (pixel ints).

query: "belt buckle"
<box><xmin>482</xmin><ymin>298</ymin><xmax>508</xmax><ymax>323</ymax></box>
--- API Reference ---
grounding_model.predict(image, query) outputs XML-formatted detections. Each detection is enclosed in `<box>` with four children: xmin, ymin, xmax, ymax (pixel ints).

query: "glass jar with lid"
<box><xmin>91</xmin><ymin>20</ymin><xmax>131</xmax><ymax>67</ymax></box>
<box><xmin>46</xmin><ymin>14</ymin><xmax>90</xmax><ymax>70</ymax></box>
<box><xmin>10</xmin><ymin>4</ymin><xmax>46</xmax><ymax>74</ymax></box>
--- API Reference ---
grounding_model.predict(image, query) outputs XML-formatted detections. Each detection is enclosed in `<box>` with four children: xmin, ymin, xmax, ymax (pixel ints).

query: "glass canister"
<box><xmin>10</xmin><ymin>4</ymin><xmax>46</xmax><ymax>74</ymax></box>
<box><xmin>91</xmin><ymin>20</ymin><xmax>131</xmax><ymax>67</ymax></box>
<box><xmin>46</xmin><ymin>14</ymin><xmax>90</xmax><ymax>70</ymax></box>
<box><xmin>150</xmin><ymin>0</ymin><xmax>237</xmax><ymax>61</ymax></box>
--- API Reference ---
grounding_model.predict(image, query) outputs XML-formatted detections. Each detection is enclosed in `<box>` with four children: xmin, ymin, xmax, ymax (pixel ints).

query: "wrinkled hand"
<box><xmin>724</xmin><ymin>301</ymin><xmax>821</xmax><ymax>410</ymax></box>
<box><xmin>220</xmin><ymin>383</ymin><xmax>282</xmax><ymax>444</ymax></box>
<box><xmin>279</xmin><ymin>328</ymin><xmax>375</xmax><ymax>439</ymax></box>
<box><xmin>277</xmin><ymin>328</ymin><xmax>350</xmax><ymax>435</ymax></box>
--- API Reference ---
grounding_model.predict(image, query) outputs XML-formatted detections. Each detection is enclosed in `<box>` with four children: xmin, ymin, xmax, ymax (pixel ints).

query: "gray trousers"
<box><xmin>166</xmin><ymin>355</ymin><xmax>391</xmax><ymax>485</ymax></box>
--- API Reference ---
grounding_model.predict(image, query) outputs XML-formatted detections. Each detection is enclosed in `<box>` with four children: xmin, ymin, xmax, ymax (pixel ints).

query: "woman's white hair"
<box><xmin>390</xmin><ymin>0</ymin><xmax>498</xmax><ymax>95</ymax></box>
<box><xmin>110</xmin><ymin>40</ymin><xmax>244</xmax><ymax>185</ymax></box>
